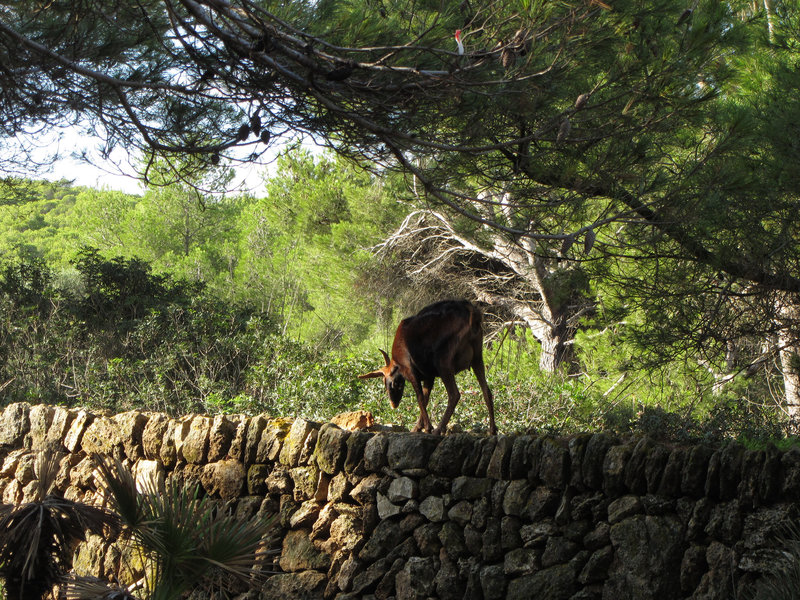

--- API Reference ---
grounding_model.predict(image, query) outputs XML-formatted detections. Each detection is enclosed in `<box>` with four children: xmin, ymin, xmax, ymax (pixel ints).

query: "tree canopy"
<box><xmin>4</xmin><ymin>0</ymin><xmax>800</xmax><ymax>409</ymax></box>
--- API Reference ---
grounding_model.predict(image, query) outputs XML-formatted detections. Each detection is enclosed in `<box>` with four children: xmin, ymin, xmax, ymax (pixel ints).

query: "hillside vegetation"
<box><xmin>0</xmin><ymin>151</ymin><xmax>792</xmax><ymax>442</ymax></box>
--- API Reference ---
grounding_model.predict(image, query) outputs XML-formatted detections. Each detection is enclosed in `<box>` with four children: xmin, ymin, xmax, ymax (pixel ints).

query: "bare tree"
<box><xmin>376</xmin><ymin>201</ymin><xmax>593</xmax><ymax>372</ymax></box>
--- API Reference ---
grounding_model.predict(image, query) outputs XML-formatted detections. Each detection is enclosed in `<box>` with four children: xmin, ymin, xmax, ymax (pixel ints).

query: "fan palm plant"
<box><xmin>0</xmin><ymin>452</ymin><xmax>120</xmax><ymax>600</ymax></box>
<box><xmin>76</xmin><ymin>455</ymin><xmax>277</xmax><ymax>600</ymax></box>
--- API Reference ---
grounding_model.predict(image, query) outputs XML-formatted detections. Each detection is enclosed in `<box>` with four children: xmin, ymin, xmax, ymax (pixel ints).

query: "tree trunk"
<box><xmin>777</xmin><ymin>296</ymin><xmax>800</xmax><ymax>418</ymax></box>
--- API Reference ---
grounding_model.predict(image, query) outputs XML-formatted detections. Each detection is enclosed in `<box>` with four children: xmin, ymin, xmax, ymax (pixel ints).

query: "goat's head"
<box><xmin>358</xmin><ymin>349</ymin><xmax>406</xmax><ymax>408</ymax></box>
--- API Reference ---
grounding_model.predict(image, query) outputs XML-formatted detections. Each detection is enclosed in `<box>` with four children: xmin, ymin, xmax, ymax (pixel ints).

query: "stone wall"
<box><xmin>1</xmin><ymin>403</ymin><xmax>799</xmax><ymax>599</ymax></box>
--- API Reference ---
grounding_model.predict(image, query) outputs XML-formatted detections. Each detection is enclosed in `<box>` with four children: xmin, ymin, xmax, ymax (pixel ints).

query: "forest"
<box><xmin>1</xmin><ymin>0</ymin><xmax>800</xmax><ymax>443</ymax></box>
<box><xmin>0</xmin><ymin>148</ymin><xmax>791</xmax><ymax>443</ymax></box>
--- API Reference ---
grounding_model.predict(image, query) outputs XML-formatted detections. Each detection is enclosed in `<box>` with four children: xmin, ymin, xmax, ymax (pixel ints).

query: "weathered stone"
<box><xmin>482</xmin><ymin>517</ymin><xmax>503</xmax><ymax>562</ymax></box>
<box><xmin>228</xmin><ymin>415</ymin><xmax>249</xmax><ymax>462</ymax></box>
<box><xmin>623</xmin><ymin>436</ymin><xmax>654</xmax><ymax>494</ymax></box>
<box><xmin>331</xmin><ymin>410</ymin><xmax>374</xmax><ymax>431</ymax></box>
<box><xmin>607</xmin><ymin>494</ymin><xmax>643</xmax><ymax>524</ymax></box>
<box><xmin>290</xmin><ymin>465</ymin><xmax>320</xmax><ymax>500</ymax></box>
<box><xmin>541</xmin><ymin>536</ymin><xmax>579</xmax><ymax>568</ymax></box>
<box><xmin>159</xmin><ymin>418</ymin><xmax>190</xmax><ymax>469</ymax></box>
<box><xmin>738</xmin><ymin>548</ymin><xmax>786</xmax><ymax>573</ymax></box>
<box><xmin>141</xmin><ymin>413</ymin><xmax>169</xmax><ymax>460</ymax></box>
<box><xmin>413</xmin><ymin>522</ymin><xmax>442</xmax><ymax>556</ymax></box>
<box><xmin>72</xmin><ymin>533</ymin><xmax>107</xmax><ymax>578</ymax></box>
<box><xmin>479</xmin><ymin>563</ymin><xmax>507</xmax><ymax>600</ymax></box>
<box><xmin>419</xmin><ymin>495</ymin><xmax>446</xmax><ymax>522</ymax></box>
<box><xmin>486</xmin><ymin>434</ymin><xmax>513</xmax><ymax>479</ymax></box>
<box><xmin>503</xmin><ymin>480</ymin><xmax>532</xmax><ymax>516</ymax></box>
<box><xmin>705</xmin><ymin>500</ymin><xmax>743</xmax><ymax>545</ymax></box>
<box><xmin>692</xmin><ymin>541</ymin><xmax>734</xmax><ymax>600</ymax></box>
<box><xmin>680</xmin><ymin>544</ymin><xmax>707</xmax><ymax>594</ymax></box>
<box><xmin>523</xmin><ymin>486</ymin><xmax>560</xmax><ymax>521</ymax></box>
<box><xmin>70</xmin><ymin>455</ymin><xmax>96</xmax><ymax>489</ymax></box>
<box><xmin>279</xmin><ymin>528</ymin><xmax>331</xmax><ymax>572</ymax></box>
<box><xmin>344</xmin><ymin>430</ymin><xmax>371</xmax><ymax>474</ymax></box>
<box><xmin>265</xmin><ymin>465</ymin><xmax>291</xmax><ymax>495</ymax></box>
<box><xmin>336</xmin><ymin>555</ymin><xmax>362</xmax><ymax>592</ymax></box>
<box><xmin>446</xmin><ymin>500</ymin><xmax>472</xmax><ymax>525</ymax></box>
<box><xmin>396</xmin><ymin>556</ymin><xmax>437</xmax><ymax>600</ymax></box>
<box><xmin>580</xmin><ymin>545</ymin><xmax>614</xmax><ymax>584</ymax></box>
<box><xmin>468</xmin><ymin>496</ymin><xmax>488</xmax><ymax>529</ymax></box>
<box><xmin>571</xmin><ymin>491</ymin><xmax>608</xmax><ymax>521</ymax></box>
<box><xmin>290</xmin><ymin>499</ymin><xmax>322</xmax><ymax>528</ymax></box>
<box><xmin>314</xmin><ymin>422</ymin><xmax>350</xmax><ymax>475</ymax></box>
<box><xmin>451</xmin><ymin>475</ymin><xmax>492</xmax><ymax>500</ymax></box>
<box><xmin>718</xmin><ymin>442</ymin><xmax>744</xmax><ymax>500</ymax></box>
<box><xmin>439</xmin><ymin>521</ymin><xmax>467</xmax><ymax>558</ymax></box>
<box><xmin>501</xmin><ymin>515</ymin><xmax>523</xmax><ymax>550</ymax></box>
<box><xmin>539</xmin><ymin>437</ymin><xmax>570</xmax><ymax>488</ymax></box>
<box><xmin>582</xmin><ymin>434</ymin><xmax>616</xmax><ymax>490</ymax></box>
<box><xmin>505</xmin><ymin>547</ymin><xmax>539</xmax><ymax>575</ymax></box>
<box><xmin>360</xmin><ymin>519</ymin><xmax>405</xmax><ymax>563</ymax></box>
<box><xmin>352</xmin><ymin>557</ymin><xmax>390</xmax><ymax>594</ymax></box>
<box><xmin>781</xmin><ymin>446</ymin><xmax>800</xmax><ymax>497</ymax></box>
<box><xmin>244</xmin><ymin>414</ymin><xmax>269</xmax><ymax>464</ymax></box>
<box><xmin>28</xmin><ymin>404</ymin><xmax>54</xmax><ymax>450</ymax></box>
<box><xmin>644</xmin><ymin>444</ymin><xmax>671</xmax><ymax>494</ymax></box>
<box><xmin>258</xmin><ymin>571</ymin><xmax>327</xmax><ymax>600</ymax></box>
<box><xmin>45</xmin><ymin>406</ymin><xmax>75</xmax><ymax>451</ymax></box>
<box><xmin>510</xmin><ymin>434</ymin><xmax>534</xmax><ymax>479</ymax></box>
<box><xmin>680</xmin><ymin>444</ymin><xmax>713</xmax><ymax>498</ymax></box>
<box><xmin>325</xmin><ymin>471</ymin><xmax>348</xmax><ymax>503</ymax></box>
<box><xmin>350</xmin><ymin>473</ymin><xmax>382</xmax><ymax>505</ymax></box>
<box><xmin>387</xmin><ymin>476</ymin><xmax>417</xmax><ymax>502</ymax></box>
<box><xmin>247</xmin><ymin>463</ymin><xmax>270</xmax><ymax>495</ymax></box>
<box><xmin>686</xmin><ymin>497</ymin><xmax>712</xmax><ymax>541</ymax></box>
<box><xmin>386</xmin><ymin>433</ymin><xmax>441</xmax><ymax>471</ymax></box>
<box><xmin>656</xmin><ymin>447</ymin><xmax>686</xmax><ymax>497</ymax></box>
<box><xmin>434</xmin><ymin>551</ymin><xmax>465</xmax><ymax>600</ymax></box>
<box><xmin>133</xmin><ymin>459</ymin><xmax>164</xmax><ymax>492</ymax></box>
<box><xmin>13</xmin><ymin>452</ymin><xmax>36</xmax><ymax>484</ymax></box>
<box><xmin>507</xmin><ymin>564</ymin><xmax>577</xmax><ymax>600</ymax></box>
<box><xmin>207</xmin><ymin>414</ymin><xmax>236</xmax><ymax>461</ymax></box>
<box><xmin>180</xmin><ymin>415</ymin><xmax>210</xmax><ymax>464</ymax></box>
<box><xmin>605</xmin><ymin>515</ymin><xmax>684</xmax><ymax>599</ymax></box>
<box><xmin>742</xmin><ymin>504</ymin><xmax>798</xmax><ymax>550</ymax></box>
<box><xmin>111</xmin><ymin>410</ymin><xmax>148</xmax><ymax>461</ymax></box>
<box><xmin>603</xmin><ymin>444</ymin><xmax>632</xmax><ymax>496</ymax></box>
<box><xmin>0</xmin><ymin>403</ymin><xmax>31</xmax><ymax>447</ymax></box>
<box><xmin>280</xmin><ymin>418</ymin><xmax>318</xmax><ymax>467</ymax></box>
<box><xmin>377</xmin><ymin>492</ymin><xmax>402</xmax><ymax>519</ymax></box>
<box><xmin>583</xmin><ymin>521</ymin><xmax>611</xmax><ymax>551</ymax></box>
<box><xmin>368</xmin><ymin>432</ymin><xmax>404</xmax><ymax>473</ymax></box>
<box><xmin>81</xmin><ymin>414</ymin><xmax>120</xmax><ymax>457</ymax></box>
<box><xmin>641</xmin><ymin>493</ymin><xmax>675</xmax><ymax>516</ymax></box>
<box><xmin>375</xmin><ymin>556</ymin><xmax>405</xmax><ymax>599</ymax></box>
<box><xmin>568</xmin><ymin>433</ymin><xmax>593</xmax><ymax>488</ymax></box>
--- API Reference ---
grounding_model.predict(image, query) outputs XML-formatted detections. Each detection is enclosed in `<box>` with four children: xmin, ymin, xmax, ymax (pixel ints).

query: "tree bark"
<box><xmin>777</xmin><ymin>296</ymin><xmax>800</xmax><ymax>418</ymax></box>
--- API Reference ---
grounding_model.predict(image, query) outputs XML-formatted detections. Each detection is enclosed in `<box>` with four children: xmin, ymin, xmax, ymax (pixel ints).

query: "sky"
<box><xmin>34</xmin><ymin>127</ymin><xmax>275</xmax><ymax>196</ymax></box>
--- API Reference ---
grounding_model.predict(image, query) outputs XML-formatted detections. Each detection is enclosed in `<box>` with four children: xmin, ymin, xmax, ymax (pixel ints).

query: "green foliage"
<box><xmin>0</xmin><ymin>453</ymin><xmax>119</xmax><ymax>600</ymax></box>
<box><xmin>61</xmin><ymin>456</ymin><xmax>277</xmax><ymax>600</ymax></box>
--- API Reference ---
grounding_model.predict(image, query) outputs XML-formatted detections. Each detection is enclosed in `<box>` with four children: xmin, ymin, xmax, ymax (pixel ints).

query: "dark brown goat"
<box><xmin>359</xmin><ymin>300</ymin><xmax>496</xmax><ymax>435</ymax></box>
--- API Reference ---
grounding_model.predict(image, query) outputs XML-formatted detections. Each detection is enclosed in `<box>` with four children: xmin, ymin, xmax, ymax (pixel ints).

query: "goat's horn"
<box><xmin>379</xmin><ymin>349</ymin><xmax>390</xmax><ymax>366</ymax></box>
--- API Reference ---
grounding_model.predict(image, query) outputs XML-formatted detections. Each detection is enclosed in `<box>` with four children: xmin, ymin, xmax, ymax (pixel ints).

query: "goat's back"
<box><xmin>394</xmin><ymin>300</ymin><xmax>483</xmax><ymax>373</ymax></box>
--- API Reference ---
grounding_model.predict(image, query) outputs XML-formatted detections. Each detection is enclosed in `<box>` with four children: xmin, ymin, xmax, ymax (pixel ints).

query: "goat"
<box><xmin>359</xmin><ymin>300</ymin><xmax>496</xmax><ymax>435</ymax></box>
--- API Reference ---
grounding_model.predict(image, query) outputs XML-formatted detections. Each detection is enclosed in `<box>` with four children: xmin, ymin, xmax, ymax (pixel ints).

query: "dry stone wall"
<box><xmin>1</xmin><ymin>403</ymin><xmax>799</xmax><ymax>599</ymax></box>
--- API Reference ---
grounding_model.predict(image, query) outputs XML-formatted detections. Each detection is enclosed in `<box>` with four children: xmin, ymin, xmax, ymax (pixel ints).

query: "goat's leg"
<box><xmin>472</xmin><ymin>352</ymin><xmax>496</xmax><ymax>435</ymax></box>
<box><xmin>409</xmin><ymin>377</ymin><xmax>434</xmax><ymax>433</ymax></box>
<box><xmin>432</xmin><ymin>372</ymin><xmax>461</xmax><ymax>436</ymax></box>
<box><xmin>412</xmin><ymin>378</ymin><xmax>435</xmax><ymax>432</ymax></box>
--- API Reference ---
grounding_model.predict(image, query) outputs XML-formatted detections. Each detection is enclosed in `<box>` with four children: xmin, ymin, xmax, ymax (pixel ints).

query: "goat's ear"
<box><xmin>358</xmin><ymin>370</ymin><xmax>386</xmax><ymax>380</ymax></box>
<box><xmin>379</xmin><ymin>349</ymin><xmax>390</xmax><ymax>366</ymax></box>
